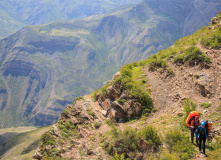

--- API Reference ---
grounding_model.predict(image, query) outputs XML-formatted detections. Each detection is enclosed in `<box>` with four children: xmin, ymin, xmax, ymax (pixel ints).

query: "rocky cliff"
<box><xmin>34</xmin><ymin>12</ymin><xmax>221</xmax><ymax>160</ymax></box>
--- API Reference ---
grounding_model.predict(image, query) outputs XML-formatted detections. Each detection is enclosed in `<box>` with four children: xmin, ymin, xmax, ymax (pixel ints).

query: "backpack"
<box><xmin>186</xmin><ymin>111</ymin><xmax>199</xmax><ymax>127</ymax></box>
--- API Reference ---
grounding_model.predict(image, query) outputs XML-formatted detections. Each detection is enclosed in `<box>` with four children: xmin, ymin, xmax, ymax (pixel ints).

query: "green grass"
<box><xmin>0</xmin><ymin>126</ymin><xmax>51</xmax><ymax>160</ymax></box>
<box><xmin>102</xmin><ymin>126</ymin><xmax>161</xmax><ymax>158</ymax></box>
<box><xmin>201</xmin><ymin>102</ymin><xmax>211</xmax><ymax>108</ymax></box>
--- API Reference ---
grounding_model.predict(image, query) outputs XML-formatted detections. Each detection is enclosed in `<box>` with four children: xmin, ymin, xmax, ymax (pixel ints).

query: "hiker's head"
<box><xmin>195</xmin><ymin>116</ymin><xmax>199</xmax><ymax>121</ymax></box>
<box><xmin>201</xmin><ymin>121</ymin><xmax>206</xmax><ymax>128</ymax></box>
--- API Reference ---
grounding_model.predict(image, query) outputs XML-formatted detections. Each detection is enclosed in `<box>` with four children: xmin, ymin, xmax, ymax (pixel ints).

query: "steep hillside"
<box><xmin>0</xmin><ymin>126</ymin><xmax>51</xmax><ymax>160</ymax></box>
<box><xmin>0</xmin><ymin>0</ymin><xmax>142</xmax><ymax>39</ymax></box>
<box><xmin>34</xmin><ymin>12</ymin><xmax>221</xmax><ymax>160</ymax></box>
<box><xmin>0</xmin><ymin>0</ymin><xmax>221</xmax><ymax>128</ymax></box>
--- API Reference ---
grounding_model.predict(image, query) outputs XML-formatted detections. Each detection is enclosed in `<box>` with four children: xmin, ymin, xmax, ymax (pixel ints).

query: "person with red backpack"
<box><xmin>197</xmin><ymin>121</ymin><xmax>209</xmax><ymax>157</ymax></box>
<box><xmin>190</xmin><ymin>116</ymin><xmax>200</xmax><ymax>145</ymax></box>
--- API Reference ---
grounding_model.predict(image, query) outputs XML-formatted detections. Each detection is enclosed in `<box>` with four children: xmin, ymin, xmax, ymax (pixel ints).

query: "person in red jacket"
<box><xmin>190</xmin><ymin>116</ymin><xmax>200</xmax><ymax>145</ymax></box>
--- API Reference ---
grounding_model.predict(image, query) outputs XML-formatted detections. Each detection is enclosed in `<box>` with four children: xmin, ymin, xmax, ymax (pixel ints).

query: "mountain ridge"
<box><xmin>32</xmin><ymin>11</ymin><xmax>221</xmax><ymax>160</ymax></box>
<box><xmin>0</xmin><ymin>0</ymin><xmax>220</xmax><ymax>128</ymax></box>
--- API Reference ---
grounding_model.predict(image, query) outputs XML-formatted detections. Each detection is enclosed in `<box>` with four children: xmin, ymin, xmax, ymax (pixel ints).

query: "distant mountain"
<box><xmin>0</xmin><ymin>0</ymin><xmax>142</xmax><ymax>39</ymax></box>
<box><xmin>0</xmin><ymin>0</ymin><xmax>220</xmax><ymax>128</ymax></box>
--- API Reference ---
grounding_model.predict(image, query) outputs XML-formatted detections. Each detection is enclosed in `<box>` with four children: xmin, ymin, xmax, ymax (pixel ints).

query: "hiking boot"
<box><xmin>199</xmin><ymin>151</ymin><xmax>202</xmax><ymax>154</ymax></box>
<box><xmin>203</xmin><ymin>153</ymin><xmax>207</xmax><ymax>157</ymax></box>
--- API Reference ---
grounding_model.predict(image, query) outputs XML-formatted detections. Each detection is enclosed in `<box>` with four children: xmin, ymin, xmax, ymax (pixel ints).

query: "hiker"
<box><xmin>190</xmin><ymin>116</ymin><xmax>200</xmax><ymax>145</ymax></box>
<box><xmin>197</xmin><ymin>121</ymin><xmax>209</xmax><ymax>157</ymax></box>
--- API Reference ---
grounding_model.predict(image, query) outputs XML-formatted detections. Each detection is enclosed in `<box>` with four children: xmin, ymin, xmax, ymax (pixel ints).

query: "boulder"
<box><xmin>33</xmin><ymin>150</ymin><xmax>42</xmax><ymax>160</ymax></box>
<box><xmin>112</xmin><ymin>71</ymin><xmax>121</xmax><ymax>81</ymax></box>
<box><xmin>211</xmin><ymin>17</ymin><xmax>218</xmax><ymax>24</ymax></box>
<box><xmin>52</xmin><ymin>125</ymin><xmax>59</xmax><ymax>136</ymax></box>
<box><xmin>106</xmin><ymin>86</ymin><xmax>120</xmax><ymax>100</ymax></box>
<box><xmin>119</xmin><ymin>90</ymin><xmax>130</xmax><ymax>100</ymax></box>
<box><xmin>109</xmin><ymin>108</ymin><xmax>117</xmax><ymax>120</ymax></box>
<box><xmin>98</xmin><ymin>99</ymin><xmax>111</xmax><ymax>111</ymax></box>
<box><xmin>112</xmin><ymin>101</ymin><xmax>127</xmax><ymax>119</ymax></box>
<box><xmin>101</xmin><ymin>110</ymin><xmax>107</xmax><ymax>117</ymax></box>
<box><xmin>123</xmin><ymin>100</ymin><xmax>142</xmax><ymax>118</ymax></box>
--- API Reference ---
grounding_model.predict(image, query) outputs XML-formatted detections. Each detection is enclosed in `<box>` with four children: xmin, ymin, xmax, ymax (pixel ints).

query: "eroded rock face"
<box><xmin>106</xmin><ymin>86</ymin><xmax>120</xmax><ymax>101</ymax></box>
<box><xmin>97</xmin><ymin>81</ymin><xmax>143</xmax><ymax>121</ymax></box>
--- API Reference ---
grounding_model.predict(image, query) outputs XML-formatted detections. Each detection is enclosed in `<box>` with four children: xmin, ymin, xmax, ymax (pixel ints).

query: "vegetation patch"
<box><xmin>114</xmin><ymin>62</ymin><xmax>153</xmax><ymax>116</ymax></box>
<box><xmin>201</xmin><ymin>102</ymin><xmax>211</xmax><ymax>108</ymax></box>
<box><xmin>217</xmin><ymin>101</ymin><xmax>221</xmax><ymax>112</ymax></box>
<box><xmin>174</xmin><ymin>46</ymin><xmax>211</xmax><ymax>65</ymax></box>
<box><xmin>164</xmin><ymin>128</ymin><xmax>195</xmax><ymax>160</ymax></box>
<box><xmin>94</xmin><ymin>122</ymin><xmax>101</xmax><ymax>129</ymax></box>
<box><xmin>73</xmin><ymin>97</ymin><xmax>84</xmax><ymax>105</ymax></box>
<box><xmin>102</xmin><ymin>126</ymin><xmax>161</xmax><ymax>158</ymax></box>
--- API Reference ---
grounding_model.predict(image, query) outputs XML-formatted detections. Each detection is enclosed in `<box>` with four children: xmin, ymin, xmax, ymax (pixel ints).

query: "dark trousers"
<box><xmin>199</xmin><ymin>136</ymin><xmax>206</xmax><ymax>154</ymax></box>
<box><xmin>191</xmin><ymin>128</ymin><xmax>198</xmax><ymax>144</ymax></box>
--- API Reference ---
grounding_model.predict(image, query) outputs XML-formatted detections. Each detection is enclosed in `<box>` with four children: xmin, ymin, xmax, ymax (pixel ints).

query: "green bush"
<box><xmin>102</xmin><ymin>126</ymin><xmax>161</xmax><ymax>158</ymax></box>
<box><xmin>148</xmin><ymin>59</ymin><xmax>167</xmax><ymax>71</ymax></box>
<box><xmin>202</xmin><ymin>29</ymin><xmax>221</xmax><ymax>49</ymax></box>
<box><xmin>87</xmin><ymin>108</ymin><xmax>95</xmax><ymax>116</ymax></box>
<box><xmin>73</xmin><ymin>96</ymin><xmax>84</xmax><ymax>105</ymax></box>
<box><xmin>139</xmin><ymin>126</ymin><xmax>161</xmax><ymax>145</ymax></box>
<box><xmin>58</xmin><ymin>124</ymin><xmax>65</xmax><ymax>130</ymax></box>
<box><xmin>65</xmin><ymin>122</ymin><xmax>70</xmax><ymax>129</ymax></box>
<box><xmin>201</xmin><ymin>102</ymin><xmax>211</xmax><ymax>108</ymax></box>
<box><xmin>94</xmin><ymin>122</ymin><xmax>101</xmax><ymax>129</ymax></box>
<box><xmin>183</xmin><ymin>98</ymin><xmax>196</xmax><ymax>119</ymax></box>
<box><xmin>208</xmin><ymin>136</ymin><xmax>221</xmax><ymax>159</ymax></box>
<box><xmin>165</xmin><ymin>128</ymin><xmax>195</xmax><ymax>160</ymax></box>
<box><xmin>40</xmin><ymin>131</ymin><xmax>55</xmax><ymax>146</ymax></box>
<box><xmin>174</xmin><ymin>46</ymin><xmax>211</xmax><ymax>65</ymax></box>
<box><xmin>61</xmin><ymin>110</ymin><xmax>70</xmax><ymax>119</ymax></box>
<box><xmin>117</xmin><ymin>99</ymin><xmax>126</xmax><ymax>104</ymax></box>
<box><xmin>106</xmin><ymin>119</ymin><xmax>116</xmax><ymax>126</ymax></box>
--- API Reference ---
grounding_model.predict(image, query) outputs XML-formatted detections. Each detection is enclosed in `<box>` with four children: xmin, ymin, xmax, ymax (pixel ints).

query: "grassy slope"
<box><xmin>0</xmin><ymin>126</ymin><xmax>50</xmax><ymax>160</ymax></box>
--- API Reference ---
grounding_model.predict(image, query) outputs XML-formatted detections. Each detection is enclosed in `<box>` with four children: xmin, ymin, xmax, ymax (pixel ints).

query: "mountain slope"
<box><xmin>34</xmin><ymin>12</ymin><xmax>221</xmax><ymax>160</ymax></box>
<box><xmin>0</xmin><ymin>0</ymin><xmax>142</xmax><ymax>39</ymax></box>
<box><xmin>0</xmin><ymin>0</ymin><xmax>221</xmax><ymax>128</ymax></box>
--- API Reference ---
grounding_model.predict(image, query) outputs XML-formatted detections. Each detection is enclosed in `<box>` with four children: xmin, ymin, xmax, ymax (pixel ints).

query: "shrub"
<box><xmin>183</xmin><ymin>98</ymin><xmax>196</xmax><ymax>119</ymax></box>
<box><xmin>174</xmin><ymin>46</ymin><xmax>211</xmax><ymax>65</ymax></box>
<box><xmin>65</xmin><ymin>122</ymin><xmax>70</xmax><ymax>129</ymax></box>
<box><xmin>202</xmin><ymin>30</ymin><xmax>221</xmax><ymax>49</ymax></box>
<box><xmin>201</xmin><ymin>102</ymin><xmax>211</xmax><ymax>108</ymax></box>
<box><xmin>139</xmin><ymin>126</ymin><xmax>161</xmax><ymax>145</ymax></box>
<box><xmin>207</xmin><ymin>136</ymin><xmax>221</xmax><ymax>159</ymax></box>
<box><xmin>40</xmin><ymin>131</ymin><xmax>55</xmax><ymax>146</ymax></box>
<box><xmin>117</xmin><ymin>99</ymin><xmax>126</xmax><ymax>104</ymax></box>
<box><xmin>92</xmin><ymin>89</ymin><xmax>99</xmax><ymax>100</ymax></box>
<box><xmin>148</xmin><ymin>59</ymin><xmax>167</xmax><ymax>71</ymax></box>
<box><xmin>112</xmin><ymin>152</ymin><xmax>126</xmax><ymax>160</ymax></box>
<box><xmin>106</xmin><ymin>119</ymin><xmax>116</xmax><ymax>126</ymax></box>
<box><xmin>103</xmin><ymin>126</ymin><xmax>161</xmax><ymax>158</ymax></box>
<box><xmin>73</xmin><ymin>96</ymin><xmax>84</xmax><ymax>105</ymax></box>
<box><xmin>87</xmin><ymin>108</ymin><xmax>95</xmax><ymax>116</ymax></box>
<box><xmin>165</xmin><ymin>128</ymin><xmax>195</xmax><ymax>159</ymax></box>
<box><xmin>94</xmin><ymin>122</ymin><xmax>101</xmax><ymax>129</ymax></box>
<box><xmin>58</xmin><ymin>124</ymin><xmax>65</xmax><ymax>130</ymax></box>
<box><xmin>61</xmin><ymin>110</ymin><xmax>70</xmax><ymax>119</ymax></box>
